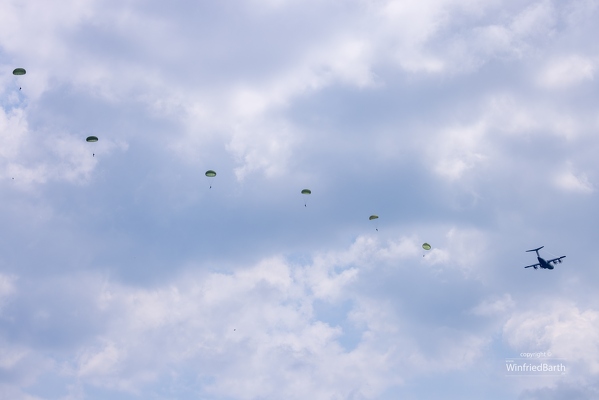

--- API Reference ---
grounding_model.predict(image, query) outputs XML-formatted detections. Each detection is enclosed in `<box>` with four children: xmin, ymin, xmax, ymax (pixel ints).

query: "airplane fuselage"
<box><xmin>538</xmin><ymin>257</ymin><xmax>553</xmax><ymax>269</ymax></box>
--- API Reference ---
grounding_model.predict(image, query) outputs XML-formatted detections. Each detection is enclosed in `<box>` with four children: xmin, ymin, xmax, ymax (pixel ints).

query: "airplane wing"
<box><xmin>547</xmin><ymin>256</ymin><xmax>566</xmax><ymax>265</ymax></box>
<box><xmin>524</xmin><ymin>263</ymin><xmax>540</xmax><ymax>269</ymax></box>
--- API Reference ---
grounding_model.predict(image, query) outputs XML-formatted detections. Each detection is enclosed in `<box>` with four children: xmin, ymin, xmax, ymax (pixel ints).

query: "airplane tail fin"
<box><xmin>526</xmin><ymin>246</ymin><xmax>544</xmax><ymax>253</ymax></box>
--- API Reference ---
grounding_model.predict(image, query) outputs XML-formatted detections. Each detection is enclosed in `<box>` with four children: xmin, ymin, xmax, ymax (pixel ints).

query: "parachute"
<box><xmin>422</xmin><ymin>243</ymin><xmax>431</xmax><ymax>257</ymax></box>
<box><xmin>368</xmin><ymin>215</ymin><xmax>378</xmax><ymax>220</ymax></box>
<box><xmin>301</xmin><ymin>189</ymin><xmax>311</xmax><ymax>207</ymax></box>
<box><xmin>12</xmin><ymin>68</ymin><xmax>26</xmax><ymax>90</ymax></box>
<box><xmin>205</xmin><ymin>170</ymin><xmax>216</xmax><ymax>188</ymax></box>
<box><xmin>86</xmin><ymin>136</ymin><xmax>98</xmax><ymax>157</ymax></box>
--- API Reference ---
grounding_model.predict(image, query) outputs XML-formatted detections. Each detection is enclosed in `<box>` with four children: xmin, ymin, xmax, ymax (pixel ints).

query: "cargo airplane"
<box><xmin>524</xmin><ymin>246</ymin><xmax>565</xmax><ymax>270</ymax></box>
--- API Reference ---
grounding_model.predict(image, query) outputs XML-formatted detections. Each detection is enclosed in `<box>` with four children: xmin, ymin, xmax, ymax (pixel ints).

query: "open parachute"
<box><xmin>205</xmin><ymin>170</ymin><xmax>216</xmax><ymax>188</ymax></box>
<box><xmin>12</xmin><ymin>68</ymin><xmax>26</xmax><ymax>90</ymax></box>
<box><xmin>86</xmin><ymin>136</ymin><xmax>98</xmax><ymax>157</ymax></box>
<box><xmin>301</xmin><ymin>189</ymin><xmax>311</xmax><ymax>207</ymax></box>
<box><xmin>422</xmin><ymin>243</ymin><xmax>431</xmax><ymax>257</ymax></box>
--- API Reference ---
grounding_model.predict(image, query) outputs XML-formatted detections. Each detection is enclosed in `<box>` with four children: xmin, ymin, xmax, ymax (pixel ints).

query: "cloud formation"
<box><xmin>1</xmin><ymin>0</ymin><xmax>598</xmax><ymax>399</ymax></box>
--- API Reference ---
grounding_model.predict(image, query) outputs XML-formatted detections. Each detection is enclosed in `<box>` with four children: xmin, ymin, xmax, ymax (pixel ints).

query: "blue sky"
<box><xmin>1</xmin><ymin>0</ymin><xmax>599</xmax><ymax>399</ymax></box>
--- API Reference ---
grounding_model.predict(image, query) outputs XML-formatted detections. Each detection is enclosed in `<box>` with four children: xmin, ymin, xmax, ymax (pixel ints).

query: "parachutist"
<box><xmin>301</xmin><ymin>189</ymin><xmax>311</xmax><ymax>207</ymax></box>
<box><xmin>422</xmin><ymin>243</ymin><xmax>431</xmax><ymax>257</ymax></box>
<box><xmin>205</xmin><ymin>170</ymin><xmax>216</xmax><ymax>189</ymax></box>
<box><xmin>13</xmin><ymin>69</ymin><xmax>25</xmax><ymax>90</ymax></box>
<box><xmin>87</xmin><ymin>137</ymin><xmax>98</xmax><ymax>157</ymax></box>
<box><xmin>369</xmin><ymin>215</ymin><xmax>379</xmax><ymax>230</ymax></box>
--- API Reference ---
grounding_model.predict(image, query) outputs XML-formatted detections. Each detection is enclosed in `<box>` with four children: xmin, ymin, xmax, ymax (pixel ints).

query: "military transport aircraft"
<box><xmin>524</xmin><ymin>246</ymin><xmax>566</xmax><ymax>270</ymax></box>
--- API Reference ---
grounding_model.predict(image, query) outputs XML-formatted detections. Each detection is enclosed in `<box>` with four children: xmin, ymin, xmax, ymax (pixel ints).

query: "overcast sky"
<box><xmin>1</xmin><ymin>1</ymin><xmax>599</xmax><ymax>399</ymax></box>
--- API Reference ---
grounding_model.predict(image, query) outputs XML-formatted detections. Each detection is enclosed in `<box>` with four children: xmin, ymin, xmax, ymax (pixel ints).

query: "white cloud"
<box><xmin>554</xmin><ymin>168</ymin><xmax>594</xmax><ymax>193</ymax></box>
<box><xmin>77</xmin><ymin>341</ymin><xmax>123</xmax><ymax>378</ymax></box>
<box><xmin>481</xmin><ymin>93</ymin><xmax>591</xmax><ymax>142</ymax></box>
<box><xmin>538</xmin><ymin>55</ymin><xmax>595</xmax><ymax>89</ymax></box>
<box><xmin>0</xmin><ymin>272</ymin><xmax>17</xmax><ymax>319</ymax></box>
<box><xmin>0</xmin><ymin>106</ymin><xmax>127</xmax><ymax>187</ymax></box>
<box><xmin>504</xmin><ymin>302</ymin><xmax>599</xmax><ymax>375</ymax></box>
<box><xmin>484</xmin><ymin>95</ymin><xmax>539</xmax><ymax>135</ymax></box>
<box><xmin>0</xmin><ymin>0</ymin><xmax>582</xmax><ymax>185</ymax></box>
<box><xmin>0</xmin><ymin>235</ymin><xmax>496</xmax><ymax>398</ymax></box>
<box><xmin>430</xmin><ymin>122</ymin><xmax>488</xmax><ymax>181</ymax></box>
<box><xmin>471</xmin><ymin>294</ymin><xmax>515</xmax><ymax>316</ymax></box>
<box><xmin>63</xmin><ymin>251</ymin><xmax>393</xmax><ymax>398</ymax></box>
<box><xmin>1</xmin><ymin>1</ymin><xmax>599</xmax><ymax>399</ymax></box>
<box><xmin>0</xmin><ymin>338</ymin><xmax>55</xmax><ymax>397</ymax></box>
<box><xmin>442</xmin><ymin>228</ymin><xmax>488</xmax><ymax>277</ymax></box>
<box><xmin>510</xmin><ymin>0</ymin><xmax>556</xmax><ymax>38</ymax></box>
<box><xmin>0</xmin><ymin>345</ymin><xmax>28</xmax><ymax>370</ymax></box>
<box><xmin>0</xmin><ymin>385</ymin><xmax>44</xmax><ymax>400</ymax></box>
<box><xmin>0</xmin><ymin>273</ymin><xmax>16</xmax><ymax>305</ymax></box>
<box><xmin>226</xmin><ymin>117</ymin><xmax>298</xmax><ymax>180</ymax></box>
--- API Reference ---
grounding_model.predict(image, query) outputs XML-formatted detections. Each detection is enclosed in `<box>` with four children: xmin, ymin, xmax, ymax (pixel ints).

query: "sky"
<box><xmin>1</xmin><ymin>0</ymin><xmax>599</xmax><ymax>399</ymax></box>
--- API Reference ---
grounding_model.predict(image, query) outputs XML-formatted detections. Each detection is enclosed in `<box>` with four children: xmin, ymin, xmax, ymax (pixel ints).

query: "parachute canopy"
<box><xmin>86</xmin><ymin>136</ymin><xmax>99</xmax><ymax>142</ymax></box>
<box><xmin>301</xmin><ymin>189</ymin><xmax>311</xmax><ymax>206</ymax></box>
<box><xmin>369</xmin><ymin>215</ymin><xmax>379</xmax><ymax>220</ymax></box>
<box><xmin>13</xmin><ymin>68</ymin><xmax>26</xmax><ymax>75</ymax></box>
<box><xmin>422</xmin><ymin>243</ymin><xmax>431</xmax><ymax>251</ymax></box>
<box><xmin>205</xmin><ymin>170</ymin><xmax>216</xmax><ymax>177</ymax></box>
